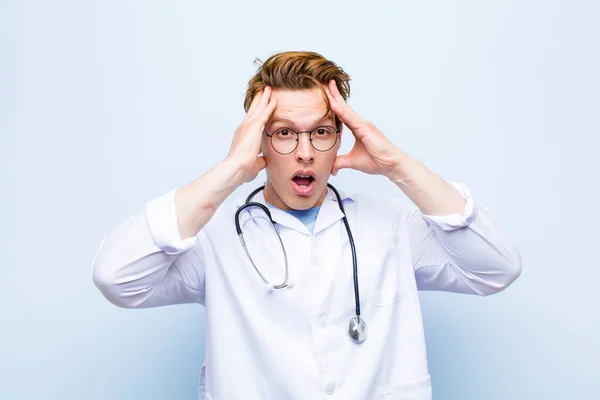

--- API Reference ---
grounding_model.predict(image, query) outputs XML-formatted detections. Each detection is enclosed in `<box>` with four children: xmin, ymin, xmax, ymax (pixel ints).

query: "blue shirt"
<box><xmin>265</xmin><ymin>201</ymin><xmax>321</xmax><ymax>233</ymax></box>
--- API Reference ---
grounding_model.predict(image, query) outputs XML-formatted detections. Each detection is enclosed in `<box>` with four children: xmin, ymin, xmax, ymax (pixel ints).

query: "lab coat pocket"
<box><xmin>379</xmin><ymin>376</ymin><xmax>432</xmax><ymax>399</ymax></box>
<box><xmin>356</xmin><ymin>233</ymin><xmax>404</xmax><ymax>307</ymax></box>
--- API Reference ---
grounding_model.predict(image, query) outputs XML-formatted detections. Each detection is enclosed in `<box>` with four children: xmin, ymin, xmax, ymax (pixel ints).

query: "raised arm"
<box><xmin>92</xmin><ymin>87</ymin><xmax>277</xmax><ymax>308</ymax></box>
<box><xmin>325</xmin><ymin>79</ymin><xmax>521</xmax><ymax>295</ymax></box>
<box><xmin>404</xmin><ymin>180</ymin><xmax>521</xmax><ymax>295</ymax></box>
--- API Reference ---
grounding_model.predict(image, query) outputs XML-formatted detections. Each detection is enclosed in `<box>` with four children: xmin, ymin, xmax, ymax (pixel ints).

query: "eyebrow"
<box><xmin>269</xmin><ymin>116</ymin><xmax>335</xmax><ymax>129</ymax></box>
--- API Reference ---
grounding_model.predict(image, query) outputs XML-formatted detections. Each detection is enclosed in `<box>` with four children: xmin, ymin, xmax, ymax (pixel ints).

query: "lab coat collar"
<box><xmin>236</xmin><ymin>183</ymin><xmax>355</xmax><ymax>236</ymax></box>
<box><xmin>313</xmin><ymin>185</ymin><xmax>355</xmax><ymax>235</ymax></box>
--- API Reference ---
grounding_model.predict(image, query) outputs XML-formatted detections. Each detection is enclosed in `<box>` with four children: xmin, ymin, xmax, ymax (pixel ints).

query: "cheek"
<box><xmin>262</xmin><ymin>138</ymin><xmax>278</xmax><ymax>162</ymax></box>
<box><xmin>326</xmin><ymin>154</ymin><xmax>337</xmax><ymax>167</ymax></box>
<box><xmin>327</xmin><ymin>146</ymin><xmax>340</xmax><ymax>164</ymax></box>
<box><xmin>263</xmin><ymin>146</ymin><xmax>286</xmax><ymax>177</ymax></box>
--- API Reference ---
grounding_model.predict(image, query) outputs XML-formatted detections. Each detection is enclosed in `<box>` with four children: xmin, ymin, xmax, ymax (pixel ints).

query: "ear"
<box><xmin>260</xmin><ymin>136</ymin><xmax>270</xmax><ymax>158</ymax></box>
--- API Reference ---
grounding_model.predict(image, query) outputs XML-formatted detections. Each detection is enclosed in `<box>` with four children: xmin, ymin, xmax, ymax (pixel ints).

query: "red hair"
<box><xmin>244</xmin><ymin>51</ymin><xmax>351</xmax><ymax>129</ymax></box>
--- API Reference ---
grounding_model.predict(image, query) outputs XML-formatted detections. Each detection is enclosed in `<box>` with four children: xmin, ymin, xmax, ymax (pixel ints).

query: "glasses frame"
<box><xmin>264</xmin><ymin>125</ymin><xmax>341</xmax><ymax>155</ymax></box>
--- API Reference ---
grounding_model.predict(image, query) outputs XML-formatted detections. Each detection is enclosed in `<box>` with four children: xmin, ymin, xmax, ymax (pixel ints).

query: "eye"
<box><xmin>314</xmin><ymin>127</ymin><xmax>333</xmax><ymax>135</ymax></box>
<box><xmin>276</xmin><ymin>129</ymin><xmax>290</xmax><ymax>137</ymax></box>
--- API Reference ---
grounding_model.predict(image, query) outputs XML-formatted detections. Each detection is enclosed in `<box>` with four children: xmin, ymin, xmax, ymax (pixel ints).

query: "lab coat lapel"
<box><xmin>312</xmin><ymin>186</ymin><xmax>355</xmax><ymax>235</ymax></box>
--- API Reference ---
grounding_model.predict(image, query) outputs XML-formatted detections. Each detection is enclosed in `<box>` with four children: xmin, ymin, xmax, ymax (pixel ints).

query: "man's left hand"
<box><xmin>327</xmin><ymin>79</ymin><xmax>403</xmax><ymax>179</ymax></box>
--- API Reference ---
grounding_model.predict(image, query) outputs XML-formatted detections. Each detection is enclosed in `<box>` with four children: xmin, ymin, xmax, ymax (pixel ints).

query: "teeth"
<box><xmin>296</xmin><ymin>174</ymin><xmax>312</xmax><ymax>178</ymax></box>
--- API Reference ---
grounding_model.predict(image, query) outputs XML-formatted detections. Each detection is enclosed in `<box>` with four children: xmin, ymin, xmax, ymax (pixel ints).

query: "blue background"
<box><xmin>1</xmin><ymin>1</ymin><xmax>599</xmax><ymax>398</ymax></box>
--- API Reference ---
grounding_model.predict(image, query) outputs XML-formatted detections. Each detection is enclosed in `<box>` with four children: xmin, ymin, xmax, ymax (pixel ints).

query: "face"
<box><xmin>262</xmin><ymin>87</ymin><xmax>341</xmax><ymax>210</ymax></box>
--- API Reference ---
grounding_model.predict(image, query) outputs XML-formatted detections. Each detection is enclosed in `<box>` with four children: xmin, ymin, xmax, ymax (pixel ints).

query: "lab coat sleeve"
<box><xmin>92</xmin><ymin>188</ymin><xmax>206</xmax><ymax>308</ymax></box>
<box><xmin>407</xmin><ymin>181</ymin><xmax>522</xmax><ymax>295</ymax></box>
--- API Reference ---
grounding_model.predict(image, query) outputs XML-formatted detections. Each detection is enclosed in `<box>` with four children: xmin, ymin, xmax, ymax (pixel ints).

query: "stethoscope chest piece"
<box><xmin>348</xmin><ymin>316</ymin><xmax>368</xmax><ymax>343</ymax></box>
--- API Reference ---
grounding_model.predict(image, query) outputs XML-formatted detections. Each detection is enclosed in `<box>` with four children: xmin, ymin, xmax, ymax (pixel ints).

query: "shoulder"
<box><xmin>343</xmin><ymin>189</ymin><xmax>413</xmax><ymax>217</ymax></box>
<box><xmin>336</xmin><ymin>187</ymin><xmax>417</xmax><ymax>235</ymax></box>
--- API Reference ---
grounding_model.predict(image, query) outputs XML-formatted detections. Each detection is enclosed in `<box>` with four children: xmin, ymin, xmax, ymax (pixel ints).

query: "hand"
<box><xmin>227</xmin><ymin>87</ymin><xmax>277</xmax><ymax>184</ymax></box>
<box><xmin>327</xmin><ymin>80</ymin><xmax>402</xmax><ymax>178</ymax></box>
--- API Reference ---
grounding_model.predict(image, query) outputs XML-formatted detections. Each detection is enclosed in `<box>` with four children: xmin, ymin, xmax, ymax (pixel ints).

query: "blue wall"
<box><xmin>1</xmin><ymin>1</ymin><xmax>598</xmax><ymax>398</ymax></box>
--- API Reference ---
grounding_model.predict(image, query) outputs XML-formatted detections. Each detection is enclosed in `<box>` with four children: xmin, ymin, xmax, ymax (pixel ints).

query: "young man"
<box><xmin>92</xmin><ymin>51</ymin><xmax>521</xmax><ymax>399</ymax></box>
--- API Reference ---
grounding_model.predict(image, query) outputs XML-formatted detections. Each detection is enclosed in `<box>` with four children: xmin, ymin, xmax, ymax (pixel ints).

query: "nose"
<box><xmin>295</xmin><ymin>132</ymin><xmax>314</xmax><ymax>163</ymax></box>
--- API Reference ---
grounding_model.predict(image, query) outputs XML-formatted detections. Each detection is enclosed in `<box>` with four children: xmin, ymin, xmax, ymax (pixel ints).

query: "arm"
<box><xmin>326</xmin><ymin>80</ymin><xmax>521</xmax><ymax>295</ymax></box>
<box><xmin>404</xmin><ymin>179</ymin><xmax>521</xmax><ymax>295</ymax></box>
<box><xmin>389</xmin><ymin>154</ymin><xmax>521</xmax><ymax>295</ymax></box>
<box><xmin>91</xmin><ymin>161</ymin><xmax>242</xmax><ymax>309</ymax></box>
<box><xmin>92</xmin><ymin>87</ymin><xmax>278</xmax><ymax>308</ymax></box>
<box><xmin>91</xmin><ymin>195</ymin><xmax>206</xmax><ymax>308</ymax></box>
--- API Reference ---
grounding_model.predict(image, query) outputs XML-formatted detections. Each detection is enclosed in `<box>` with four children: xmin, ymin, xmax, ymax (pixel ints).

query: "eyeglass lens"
<box><xmin>270</xmin><ymin>126</ymin><xmax>337</xmax><ymax>154</ymax></box>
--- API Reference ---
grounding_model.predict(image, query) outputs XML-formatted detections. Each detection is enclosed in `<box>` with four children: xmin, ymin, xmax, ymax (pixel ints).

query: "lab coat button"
<box><xmin>318</xmin><ymin>315</ymin><xmax>327</xmax><ymax>326</ymax></box>
<box><xmin>325</xmin><ymin>383</ymin><xmax>336</xmax><ymax>395</ymax></box>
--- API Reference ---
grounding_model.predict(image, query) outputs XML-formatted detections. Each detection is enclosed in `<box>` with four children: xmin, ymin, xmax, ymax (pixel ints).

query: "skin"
<box><xmin>174</xmin><ymin>80</ymin><xmax>466</xmax><ymax>240</ymax></box>
<box><xmin>261</xmin><ymin>88</ymin><xmax>341</xmax><ymax>211</ymax></box>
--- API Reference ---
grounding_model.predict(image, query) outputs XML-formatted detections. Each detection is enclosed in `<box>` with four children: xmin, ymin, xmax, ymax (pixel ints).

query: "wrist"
<box><xmin>219</xmin><ymin>156</ymin><xmax>247</xmax><ymax>189</ymax></box>
<box><xmin>386</xmin><ymin>151</ymin><xmax>422</xmax><ymax>186</ymax></box>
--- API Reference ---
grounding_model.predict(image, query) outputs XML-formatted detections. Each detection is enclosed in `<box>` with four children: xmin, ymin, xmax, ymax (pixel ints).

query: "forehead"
<box><xmin>269</xmin><ymin>88</ymin><xmax>333</xmax><ymax>127</ymax></box>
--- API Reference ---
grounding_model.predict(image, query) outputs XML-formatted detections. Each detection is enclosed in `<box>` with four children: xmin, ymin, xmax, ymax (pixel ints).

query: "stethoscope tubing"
<box><xmin>234</xmin><ymin>183</ymin><xmax>365</xmax><ymax>342</ymax></box>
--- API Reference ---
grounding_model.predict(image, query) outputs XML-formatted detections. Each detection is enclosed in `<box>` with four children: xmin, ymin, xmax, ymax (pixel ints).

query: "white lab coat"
<box><xmin>92</xmin><ymin>181</ymin><xmax>521</xmax><ymax>400</ymax></box>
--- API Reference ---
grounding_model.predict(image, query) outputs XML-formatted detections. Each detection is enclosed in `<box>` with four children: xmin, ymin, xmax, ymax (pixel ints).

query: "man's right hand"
<box><xmin>226</xmin><ymin>86</ymin><xmax>278</xmax><ymax>184</ymax></box>
<box><xmin>173</xmin><ymin>87</ymin><xmax>277</xmax><ymax>240</ymax></box>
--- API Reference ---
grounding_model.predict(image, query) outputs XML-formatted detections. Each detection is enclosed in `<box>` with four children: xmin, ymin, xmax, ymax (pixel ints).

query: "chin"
<box><xmin>285</xmin><ymin>186</ymin><xmax>326</xmax><ymax>210</ymax></box>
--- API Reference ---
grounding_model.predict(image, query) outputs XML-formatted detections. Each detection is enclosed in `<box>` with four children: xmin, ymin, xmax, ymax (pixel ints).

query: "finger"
<box><xmin>247</xmin><ymin>89</ymin><xmax>264</xmax><ymax>116</ymax></box>
<box><xmin>328</xmin><ymin>79</ymin><xmax>345</xmax><ymax>102</ymax></box>
<box><xmin>327</xmin><ymin>80</ymin><xmax>364</xmax><ymax>131</ymax></box>
<box><xmin>258</xmin><ymin>97</ymin><xmax>278</xmax><ymax>126</ymax></box>
<box><xmin>257</xmin><ymin>86</ymin><xmax>272</xmax><ymax>111</ymax></box>
<box><xmin>331</xmin><ymin>154</ymin><xmax>353</xmax><ymax>176</ymax></box>
<box><xmin>327</xmin><ymin>79</ymin><xmax>362</xmax><ymax>126</ymax></box>
<box><xmin>248</xmin><ymin>86</ymin><xmax>271</xmax><ymax>120</ymax></box>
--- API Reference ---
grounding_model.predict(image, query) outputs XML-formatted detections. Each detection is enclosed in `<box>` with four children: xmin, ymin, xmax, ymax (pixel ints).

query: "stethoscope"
<box><xmin>234</xmin><ymin>183</ymin><xmax>368</xmax><ymax>343</ymax></box>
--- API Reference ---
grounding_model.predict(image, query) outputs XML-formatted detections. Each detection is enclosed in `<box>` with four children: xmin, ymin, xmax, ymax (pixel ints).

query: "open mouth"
<box><xmin>291</xmin><ymin>172</ymin><xmax>317</xmax><ymax>195</ymax></box>
<box><xmin>292</xmin><ymin>174</ymin><xmax>315</xmax><ymax>187</ymax></box>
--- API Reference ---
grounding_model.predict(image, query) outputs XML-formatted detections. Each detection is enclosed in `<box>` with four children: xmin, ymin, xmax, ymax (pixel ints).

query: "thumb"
<box><xmin>331</xmin><ymin>155</ymin><xmax>352</xmax><ymax>176</ymax></box>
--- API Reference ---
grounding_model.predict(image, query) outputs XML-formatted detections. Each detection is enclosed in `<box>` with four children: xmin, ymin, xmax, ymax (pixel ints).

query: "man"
<box><xmin>92</xmin><ymin>51</ymin><xmax>521</xmax><ymax>399</ymax></box>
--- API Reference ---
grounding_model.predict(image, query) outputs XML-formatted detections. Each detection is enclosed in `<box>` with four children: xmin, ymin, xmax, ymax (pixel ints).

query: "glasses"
<box><xmin>264</xmin><ymin>126</ymin><xmax>340</xmax><ymax>155</ymax></box>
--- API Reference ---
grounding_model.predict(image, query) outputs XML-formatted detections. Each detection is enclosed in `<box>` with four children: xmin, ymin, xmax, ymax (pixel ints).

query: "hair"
<box><xmin>244</xmin><ymin>51</ymin><xmax>351</xmax><ymax>130</ymax></box>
